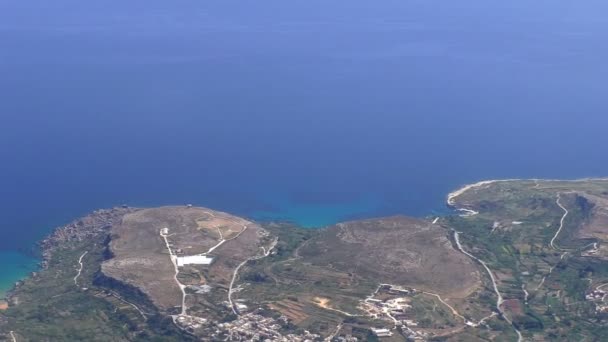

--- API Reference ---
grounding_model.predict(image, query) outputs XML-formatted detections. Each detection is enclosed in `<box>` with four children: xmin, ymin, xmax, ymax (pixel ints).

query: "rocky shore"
<box><xmin>2</xmin><ymin>206</ymin><xmax>140</xmax><ymax>304</ymax></box>
<box><xmin>38</xmin><ymin>206</ymin><xmax>139</xmax><ymax>269</ymax></box>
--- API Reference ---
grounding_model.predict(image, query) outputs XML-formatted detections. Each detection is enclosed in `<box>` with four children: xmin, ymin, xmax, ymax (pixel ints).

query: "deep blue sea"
<box><xmin>2</xmin><ymin>0</ymin><xmax>608</xmax><ymax>295</ymax></box>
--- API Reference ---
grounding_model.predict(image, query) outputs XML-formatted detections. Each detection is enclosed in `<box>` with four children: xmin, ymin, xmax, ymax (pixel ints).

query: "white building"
<box><xmin>371</xmin><ymin>328</ymin><xmax>393</xmax><ymax>337</ymax></box>
<box><xmin>177</xmin><ymin>255</ymin><xmax>214</xmax><ymax>267</ymax></box>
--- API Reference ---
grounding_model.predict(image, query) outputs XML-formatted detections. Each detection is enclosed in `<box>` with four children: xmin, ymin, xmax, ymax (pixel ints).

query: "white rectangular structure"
<box><xmin>371</xmin><ymin>328</ymin><xmax>393</xmax><ymax>337</ymax></box>
<box><xmin>177</xmin><ymin>255</ymin><xmax>214</xmax><ymax>267</ymax></box>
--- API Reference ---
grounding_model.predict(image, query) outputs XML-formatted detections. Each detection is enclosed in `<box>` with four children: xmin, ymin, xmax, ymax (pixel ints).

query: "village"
<box><xmin>214</xmin><ymin>312</ymin><xmax>323</xmax><ymax>341</ymax></box>
<box><xmin>360</xmin><ymin>284</ymin><xmax>429</xmax><ymax>340</ymax></box>
<box><xmin>173</xmin><ymin>308</ymin><xmax>326</xmax><ymax>341</ymax></box>
<box><xmin>586</xmin><ymin>285</ymin><xmax>608</xmax><ymax>313</ymax></box>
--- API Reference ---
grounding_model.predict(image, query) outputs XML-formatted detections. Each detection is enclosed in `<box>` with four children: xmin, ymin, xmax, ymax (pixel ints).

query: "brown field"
<box><xmin>299</xmin><ymin>216</ymin><xmax>481</xmax><ymax>298</ymax></box>
<box><xmin>502</xmin><ymin>298</ymin><xmax>524</xmax><ymax>316</ymax></box>
<box><xmin>101</xmin><ymin>206</ymin><xmax>266</xmax><ymax>312</ymax></box>
<box><xmin>195</xmin><ymin>211</ymin><xmax>251</xmax><ymax>240</ymax></box>
<box><xmin>268</xmin><ymin>300</ymin><xmax>310</xmax><ymax>324</ymax></box>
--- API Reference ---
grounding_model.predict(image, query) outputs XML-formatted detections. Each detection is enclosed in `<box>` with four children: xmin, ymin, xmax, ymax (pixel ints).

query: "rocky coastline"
<box><xmin>3</xmin><ymin>206</ymin><xmax>139</xmax><ymax>302</ymax></box>
<box><xmin>38</xmin><ymin>206</ymin><xmax>138</xmax><ymax>268</ymax></box>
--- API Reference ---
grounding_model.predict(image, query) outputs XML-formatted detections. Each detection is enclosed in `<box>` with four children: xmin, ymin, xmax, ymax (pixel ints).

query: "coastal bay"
<box><xmin>3</xmin><ymin>0</ymin><xmax>608</xmax><ymax>314</ymax></box>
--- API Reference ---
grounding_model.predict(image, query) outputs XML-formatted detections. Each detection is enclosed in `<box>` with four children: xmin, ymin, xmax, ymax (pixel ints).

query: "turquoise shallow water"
<box><xmin>0</xmin><ymin>197</ymin><xmax>383</xmax><ymax>296</ymax></box>
<box><xmin>3</xmin><ymin>0</ymin><xmax>608</xmax><ymax>300</ymax></box>
<box><xmin>0</xmin><ymin>251</ymin><xmax>38</xmax><ymax>298</ymax></box>
<box><xmin>251</xmin><ymin>197</ymin><xmax>382</xmax><ymax>228</ymax></box>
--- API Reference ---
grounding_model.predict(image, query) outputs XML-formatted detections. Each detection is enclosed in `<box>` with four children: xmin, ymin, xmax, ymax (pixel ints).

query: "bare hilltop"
<box><xmin>4</xmin><ymin>179</ymin><xmax>608</xmax><ymax>341</ymax></box>
<box><xmin>102</xmin><ymin>206</ymin><xmax>268</xmax><ymax>313</ymax></box>
<box><xmin>299</xmin><ymin>216</ymin><xmax>480</xmax><ymax>297</ymax></box>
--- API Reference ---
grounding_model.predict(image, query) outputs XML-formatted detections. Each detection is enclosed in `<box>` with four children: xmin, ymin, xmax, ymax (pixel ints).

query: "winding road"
<box><xmin>73</xmin><ymin>251</ymin><xmax>89</xmax><ymax>287</ymax></box>
<box><xmin>550</xmin><ymin>194</ymin><xmax>569</xmax><ymax>250</ymax></box>
<box><xmin>536</xmin><ymin>195</ymin><xmax>570</xmax><ymax>290</ymax></box>
<box><xmin>454</xmin><ymin>231</ymin><xmax>523</xmax><ymax>342</ymax></box>
<box><xmin>9</xmin><ymin>331</ymin><xmax>16</xmax><ymax>342</ymax></box>
<box><xmin>160</xmin><ymin>229</ymin><xmax>188</xmax><ymax>316</ymax></box>
<box><xmin>108</xmin><ymin>290</ymin><xmax>148</xmax><ymax>320</ymax></box>
<box><xmin>422</xmin><ymin>291</ymin><xmax>466</xmax><ymax>322</ymax></box>
<box><xmin>228</xmin><ymin>237</ymin><xmax>278</xmax><ymax>315</ymax></box>
<box><xmin>597</xmin><ymin>283</ymin><xmax>608</xmax><ymax>291</ymax></box>
<box><xmin>421</xmin><ymin>290</ymin><xmax>498</xmax><ymax>328</ymax></box>
<box><xmin>161</xmin><ymin>223</ymin><xmax>253</xmax><ymax>319</ymax></box>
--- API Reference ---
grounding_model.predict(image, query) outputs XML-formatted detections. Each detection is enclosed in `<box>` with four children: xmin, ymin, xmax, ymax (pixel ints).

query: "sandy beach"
<box><xmin>447</xmin><ymin>179</ymin><xmax>521</xmax><ymax>206</ymax></box>
<box><xmin>447</xmin><ymin>177</ymin><xmax>608</xmax><ymax>207</ymax></box>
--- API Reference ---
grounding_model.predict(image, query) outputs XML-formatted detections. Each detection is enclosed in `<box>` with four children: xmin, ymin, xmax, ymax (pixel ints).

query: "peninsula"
<box><xmin>3</xmin><ymin>179</ymin><xmax>608</xmax><ymax>341</ymax></box>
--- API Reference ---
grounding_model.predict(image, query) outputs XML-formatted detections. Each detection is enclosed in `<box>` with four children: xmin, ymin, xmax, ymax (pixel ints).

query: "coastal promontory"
<box><xmin>3</xmin><ymin>179</ymin><xmax>608</xmax><ymax>341</ymax></box>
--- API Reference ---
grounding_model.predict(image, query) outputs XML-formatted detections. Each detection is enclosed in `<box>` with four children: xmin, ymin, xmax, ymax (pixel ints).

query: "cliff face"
<box><xmin>92</xmin><ymin>271</ymin><xmax>161</xmax><ymax>316</ymax></box>
<box><xmin>0</xmin><ymin>207</ymin><xmax>192</xmax><ymax>341</ymax></box>
<box><xmin>39</xmin><ymin>207</ymin><xmax>138</xmax><ymax>268</ymax></box>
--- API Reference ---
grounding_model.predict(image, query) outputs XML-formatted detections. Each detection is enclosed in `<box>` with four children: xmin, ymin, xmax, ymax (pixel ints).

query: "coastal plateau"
<box><xmin>3</xmin><ymin>179</ymin><xmax>608</xmax><ymax>341</ymax></box>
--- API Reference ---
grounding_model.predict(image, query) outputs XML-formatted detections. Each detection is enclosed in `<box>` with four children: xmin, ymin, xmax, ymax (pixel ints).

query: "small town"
<box><xmin>213</xmin><ymin>312</ymin><xmax>322</xmax><ymax>341</ymax></box>
<box><xmin>586</xmin><ymin>287</ymin><xmax>608</xmax><ymax>313</ymax></box>
<box><xmin>360</xmin><ymin>284</ymin><xmax>428</xmax><ymax>340</ymax></box>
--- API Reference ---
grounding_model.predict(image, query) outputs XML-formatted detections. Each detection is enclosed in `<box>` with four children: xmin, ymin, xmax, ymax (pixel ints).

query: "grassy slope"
<box><xmin>5</xmin><ymin>180</ymin><xmax>608</xmax><ymax>341</ymax></box>
<box><xmin>447</xmin><ymin>180</ymin><xmax>608</xmax><ymax>341</ymax></box>
<box><xmin>0</xmin><ymin>235</ymin><xmax>189</xmax><ymax>342</ymax></box>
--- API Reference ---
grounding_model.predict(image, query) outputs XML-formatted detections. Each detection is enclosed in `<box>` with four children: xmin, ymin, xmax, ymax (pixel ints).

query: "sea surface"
<box><xmin>2</xmin><ymin>0</ymin><xmax>608</xmax><ymax>296</ymax></box>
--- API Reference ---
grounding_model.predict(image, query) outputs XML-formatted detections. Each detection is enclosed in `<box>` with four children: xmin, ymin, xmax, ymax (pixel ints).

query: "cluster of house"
<box><xmin>370</xmin><ymin>328</ymin><xmax>393</xmax><ymax>337</ymax></box>
<box><xmin>364</xmin><ymin>285</ymin><xmax>415</xmax><ymax>320</ymax></box>
<box><xmin>172</xmin><ymin>309</ymin><xmax>326</xmax><ymax>341</ymax></box>
<box><xmin>362</xmin><ymin>285</ymin><xmax>428</xmax><ymax>340</ymax></box>
<box><xmin>365</xmin><ymin>297</ymin><xmax>415</xmax><ymax>322</ymax></box>
<box><xmin>586</xmin><ymin>288</ymin><xmax>608</xmax><ymax>313</ymax></box>
<box><xmin>214</xmin><ymin>313</ymin><xmax>322</xmax><ymax>341</ymax></box>
<box><xmin>174</xmin><ymin>314</ymin><xmax>208</xmax><ymax>333</ymax></box>
<box><xmin>334</xmin><ymin>334</ymin><xmax>359</xmax><ymax>342</ymax></box>
<box><xmin>371</xmin><ymin>324</ymin><xmax>426</xmax><ymax>341</ymax></box>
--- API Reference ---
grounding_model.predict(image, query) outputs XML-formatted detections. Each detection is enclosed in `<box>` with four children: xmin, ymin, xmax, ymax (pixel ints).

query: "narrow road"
<box><xmin>325</xmin><ymin>323</ymin><xmax>342</xmax><ymax>342</ymax></box>
<box><xmin>426</xmin><ymin>291</ymin><xmax>495</xmax><ymax>327</ymax></box>
<box><xmin>160</xmin><ymin>229</ymin><xmax>188</xmax><ymax>316</ymax></box>
<box><xmin>161</xmin><ymin>224</ymin><xmax>251</xmax><ymax>319</ymax></box>
<box><xmin>108</xmin><ymin>290</ymin><xmax>148</xmax><ymax>320</ymax></box>
<box><xmin>228</xmin><ymin>237</ymin><xmax>278</xmax><ymax>315</ymax></box>
<box><xmin>422</xmin><ymin>290</ymin><xmax>498</xmax><ymax>328</ymax></box>
<box><xmin>537</xmin><ymin>195</ymin><xmax>570</xmax><ymax>290</ymax></box>
<box><xmin>320</xmin><ymin>304</ymin><xmax>362</xmax><ymax>318</ymax></box>
<box><xmin>73</xmin><ymin>251</ymin><xmax>88</xmax><ymax>287</ymax></box>
<box><xmin>422</xmin><ymin>291</ymin><xmax>466</xmax><ymax>322</ymax></box>
<box><xmin>205</xmin><ymin>238</ymin><xmax>226</xmax><ymax>255</ymax></box>
<box><xmin>536</xmin><ymin>252</ymin><xmax>567</xmax><ymax>291</ymax></box>
<box><xmin>597</xmin><ymin>283</ymin><xmax>608</xmax><ymax>291</ymax></box>
<box><xmin>454</xmin><ymin>231</ymin><xmax>523</xmax><ymax>342</ymax></box>
<box><xmin>550</xmin><ymin>194</ymin><xmax>569</xmax><ymax>249</ymax></box>
<box><xmin>206</xmin><ymin>224</ymin><xmax>248</xmax><ymax>255</ymax></box>
<box><xmin>9</xmin><ymin>331</ymin><xmax>16</xmax><ymax>342</ymax></box>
